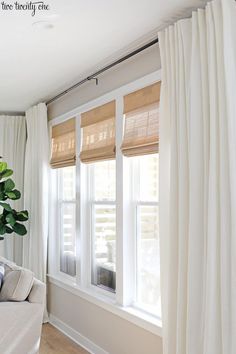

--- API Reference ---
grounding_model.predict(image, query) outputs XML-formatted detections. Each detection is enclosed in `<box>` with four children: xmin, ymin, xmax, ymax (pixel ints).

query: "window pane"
<box><xmin>136</xmin><ymin>205</ymin><xmax>161</xmax><ymax>316</ymax></box>
<box><xmin>60</xmin><ymin>203</ymin><xmax>76</xmax><ymax>277</ymax></box>
<box><xmin>93</xmin><ymin>160</ymin><xmax>116</xmax><ymax>201</ymax></box>
<box><xmin>140</xmin><ymin>154</ymin><xmax>159</xmax><ymax>201</ymax></box>
<box><xmin>61</xmin><ymin>166</ymin><xmax>76</xmax><ymax>200</ymax></box>
<box><xmin>92</xmin><ymin>205</ymin><xmax>116</xmax><ymax>292</ymax></box>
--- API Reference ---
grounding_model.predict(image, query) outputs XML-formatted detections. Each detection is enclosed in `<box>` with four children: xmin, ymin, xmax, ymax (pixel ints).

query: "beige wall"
<box><xmin>47</xmin><ymin>45</ymin><xmax>162</xmax><ymax>354</ymax></box>
<box><xmin>48</xmin><ymin>282</ymin><xmax>162</xmax><ymax>354</ymax></box>
<box><xmin>48</xmin><ymin>44</ymin><xmax>161</xmax><ymax>120</ymax></box>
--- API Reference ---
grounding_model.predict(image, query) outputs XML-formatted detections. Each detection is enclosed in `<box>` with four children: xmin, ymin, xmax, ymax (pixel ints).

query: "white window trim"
<box><xmin>57</xmin><ymin>168</ymin><xmax>77</xmax><ymax>278</ymax></box>
<box><xmin>130</xmin><ymin>156</ymin><xmax>160</xmax><ymax>315</ymax></box>
<box><xmin>88</xmin><ymin>163</ymin><xmax>116</xmax><ymax>298</ymax></box>
<box><xmin>48</xmin><ymin>71</ymin><xmax>161</xmax><ymax>127</ymax></box>
<box><xmin>47</xmin><ymin>274</ymin><xmax>162</xmax><ymax>337</ymax></box>
<box><xmin>48</xmin><ymin>70</ymin><xmax>162</xmax><ymax>336</ymax></box>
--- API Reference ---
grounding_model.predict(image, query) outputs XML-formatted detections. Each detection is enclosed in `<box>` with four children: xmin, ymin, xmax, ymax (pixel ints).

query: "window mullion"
<box><xmin>48</xmin><ymin>169</ymin><xmax>60</xmax><ymax>276</ymax></box>
<box><xmin>76</xmin><ymin>114</ymin><xmax>86</xmax><ymax>287</ymax></box>
<box><xmin>58</xmin><ymin>170</ymin><xmax>63</xmax><ymax>276</ymax></box>
<box><xmin>115</xmin><ymin>96</ymin><xmax>135</xmax><ymax>306</ymax></box>
<box><xmin>88</xmin><ymin>164</ymin><xmax>94</xmax><ymax>289</ymax></box>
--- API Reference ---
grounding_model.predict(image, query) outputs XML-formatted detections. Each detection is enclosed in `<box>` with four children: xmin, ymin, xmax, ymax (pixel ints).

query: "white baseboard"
<box><xmin>49</xmin><ymin>313</ymin><xmax>109</xmax><ymax>354</ymax></box>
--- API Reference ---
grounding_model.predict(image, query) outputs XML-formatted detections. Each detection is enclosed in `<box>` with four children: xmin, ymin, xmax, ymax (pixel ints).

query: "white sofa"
<box><xmin>0</xmin><ymin>257</ymin><xmax>45</xmax><ymax>354</ymax></box>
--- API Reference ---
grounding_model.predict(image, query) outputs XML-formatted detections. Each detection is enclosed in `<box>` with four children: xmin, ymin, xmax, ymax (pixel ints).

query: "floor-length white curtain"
<box><xmin>23</xmin><ymin>103</ymin><xmax>49</xmax><ymax>302</ymax></box>
<box><xmin>158</xmin><ymin>1</ymin><xmax>236</xmax><ymax>354</ymax></box>
<box><xmin>0</xmin><ymin>115</ymin><xmax>26</xmax><ymax>265</ymax></box>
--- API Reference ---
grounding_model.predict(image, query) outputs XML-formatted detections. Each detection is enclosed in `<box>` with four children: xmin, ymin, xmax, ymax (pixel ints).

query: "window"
<box><xmin>49</xmin><ymin>76</ymin><xmax>161</xmax><ymax>329</ymax></box>
<box><xmin>58</xmin><ymin>166</ymin><xmax>76</xmax><ymax>277</ymax></box>
<box><xmin>132</xmin><ymin>154</ymin><xmax>160</xmax><ymax>316</ymax></box>
<box><xmin>122</xmin><ymin>82</ymin><xmax>160</xmax><ymax>316</ymax></box>
<box><xmin>89</xmin><ymin>160</ymin><xmax>116</xmax><ymax>292</ymax></box>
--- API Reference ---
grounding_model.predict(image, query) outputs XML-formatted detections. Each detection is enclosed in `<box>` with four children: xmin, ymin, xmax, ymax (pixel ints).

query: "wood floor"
<box><xmin>40</xmin><ymin>323</ymin><xmax>90</xmax><ymax>354</ymax></box>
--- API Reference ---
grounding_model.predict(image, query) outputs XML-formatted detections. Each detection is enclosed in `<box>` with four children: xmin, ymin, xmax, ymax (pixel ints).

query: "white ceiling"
<box><xmin>0</xmin><ymin>0</ymin><xmax>208</xmax><ymax>113</ymax></box>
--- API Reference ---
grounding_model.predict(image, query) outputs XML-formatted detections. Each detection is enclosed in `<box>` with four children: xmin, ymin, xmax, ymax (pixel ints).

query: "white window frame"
<box><xmin>87</xmin><ymin>162</ymin><xmax>116</xmax><ymax>299</ymax></box>
<box><xmin>48</xmin><ymin>70</ymin><xmax>162</xmax><ymax>336</ymax></box>
<box><xmin>130</xmin><ymin>156</ymin><xmax>160</xmax><ymax>315</ymax></box>
<box><xmin>58</xmin><ymin>167</ymin><xmax>77</xmax><ymax>280</ymax></box>
<box><xmin>48</xmin><ymin>167</ymin><xmax>77</xmax><ymax>282</ymax></box>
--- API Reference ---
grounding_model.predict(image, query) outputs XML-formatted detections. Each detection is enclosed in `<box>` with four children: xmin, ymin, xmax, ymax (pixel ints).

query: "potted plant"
<box><xmin>0</xmin><ymin>160</ymin><xmax>29</xmax><ymax>240</ymax></box>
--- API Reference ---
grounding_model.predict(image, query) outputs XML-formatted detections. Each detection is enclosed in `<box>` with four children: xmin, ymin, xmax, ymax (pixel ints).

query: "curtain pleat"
<box><xmin>159</xmin><ymin>1</ymin><xmax>236</xmax><ymax>353</ymax></box>
<box><xmin>0</xmin><ymin>115</ymin><xmax>26</xmax><ymax>265</ymax></box>
<box><xmin>23</xmin><ymin>102</ymin><xmax>49</xmax><ymax>322</ymax></box>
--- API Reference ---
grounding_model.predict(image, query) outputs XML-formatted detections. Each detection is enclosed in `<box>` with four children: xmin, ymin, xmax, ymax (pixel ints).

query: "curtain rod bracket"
<box><xmin>46</xmin><ymin>37</ymin><xmax>158</xmax><ymax>105</ymax></box>
<box><xmin>87</xmin><ymin>76</ymin><xmax>99</xmax><ymax>86</ymax></box>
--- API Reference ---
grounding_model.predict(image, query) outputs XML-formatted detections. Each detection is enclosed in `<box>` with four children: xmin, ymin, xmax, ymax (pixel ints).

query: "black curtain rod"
<box><xmin>46</xmin><ymin>37</ymin><xmax>159</xmax><ymax>105</ymax></box>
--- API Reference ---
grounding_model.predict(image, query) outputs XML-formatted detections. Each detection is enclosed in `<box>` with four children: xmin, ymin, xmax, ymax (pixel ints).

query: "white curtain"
<box><xmin>158</xmin><ymin>1</ymin><xmax>236</xmax><ymax>354</ymax></box>
<box><xmin>0</xmin><ymin>115</ymin><xmax>26</xmax><ymax>265</ymax></box>
<box><xmin>23</xmin><ymin>103</ymin><xmax>49</xmax><ymax>316</ymax></box>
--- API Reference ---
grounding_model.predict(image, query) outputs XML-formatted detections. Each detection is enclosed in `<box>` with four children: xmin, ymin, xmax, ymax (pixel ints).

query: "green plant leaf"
<box><xmin>13</xmin><ymin>190</ymin><xmax>21</xmax><ymax>199</ymax></box>
<box><xmin>5</xmin><ymin>192</ymin><xmax>15</xmax><ymax>199</ymax></box>
<box><xmin>0</xmin><ymin>161</ymin><xmax>29</xmax><ymax>238</ymax></box>
<box><xmin>6</xmin><ymin>213</ymin><xmax>16</xmax><ymax>226</ymax></box>
<box><xmin>5</xmin><ymin>189</ymin><xmax>21</xmax><ymax>200</ymax></box>
<box><xmin>16</xmin><ymin>211</ymin><xmax>29</xmax><ymax>222</ymax></box>
<box><xmin>1</xmin><ymin>169</ymin><xmax>13</xmax><ymax>179</ymax></box>
<box><xmin>0</xmin><ymin>202</ymin><xmax>12</xmax><ymax>212</ymax></box>
<box><xmin>12</xmin><ymin>223</ymin><xmax>27</xmax><ymax>236</ymax></box>
<box><xmin>0</xmin><ymin>224</ymin><xmax>6</xmax><ymax>235</ymax></box>
<box><xmin>5</xmin><ymin>226</ymin><xmax>13</xmax><ymax>234</ymax></box>
<box><xmin>4</xmin><ymin>179</ymin><xmax>15</xmax><ymax>192</ymax></box>
<box><xmin>0</xmin><ymin>162</ymin><xmax>7</xmax><ymax>173</ymax></box>
<box><xmin>0</xmin><ymin>192</ymin><xmax>6</xmax><ymax>201</ymax></box>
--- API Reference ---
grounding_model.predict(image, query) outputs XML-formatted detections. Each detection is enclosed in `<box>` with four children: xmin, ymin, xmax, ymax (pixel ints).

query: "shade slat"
<box><xmin>80</xmin><ymin>102</ymin><xmax>116</xmax><ymax>163</ymax></box>
<box><xmin>121</xmin><ymin>94</ymin><xmax>159</xmax><ymax>156</ymax></box>
<box><xmin>50</xmin><ymin>118</ymin><xmax>76</xmax><ymax>169</ymax></box>
<box><xmin>124</xmin><ymin>82</ymin><xmax>161</xmax><ymax>114</ymax></box>
<box><xmin>81</xmin><ymin>101</ymin><xmax>116</xmax><ymax>127</ymax></box>
<box><xmin>52</xmin><ymin>118</ymin><xmax>75</xmax><ymax>137</ymax></box>
<box><xmin>80</xmin><ymin>145</ymin><xmax>116</xmax><ymax>163</ymax></box>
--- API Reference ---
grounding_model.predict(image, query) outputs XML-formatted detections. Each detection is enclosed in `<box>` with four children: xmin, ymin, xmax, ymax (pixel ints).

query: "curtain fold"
<box><xmin>0</xmin><ymin>115</ymin><xmax>26</xmax><ymax>265</ymax></box>
<box><xmin>22</xmin><ymin>103</ymin><xmax>49</xmax><ymax>321</ymax></box>
<box><xmin>159</xmin><ymin>1</ymin><xmax>236</xmax><ymax>353</ymax></box>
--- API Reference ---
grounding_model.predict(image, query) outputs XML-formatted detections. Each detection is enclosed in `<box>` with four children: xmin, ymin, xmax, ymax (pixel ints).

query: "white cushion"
<box><xmin>0</xmin><ymin>257</ymin><xmax>34</xmax><ymax>302</ymax></box>
<box><xmin>0</xmin><ymin>262</ymin><xmax>5</xmax><ymax>289</ymax></box>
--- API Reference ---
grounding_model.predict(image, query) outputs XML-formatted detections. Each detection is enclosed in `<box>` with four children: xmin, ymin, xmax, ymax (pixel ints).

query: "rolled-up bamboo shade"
<box><xmin>50</xmin><ymin>118</ymin><xmax>76</xmax><ymax>168</ymax></box>
<box><xmin>124</xmin><ymin>82</ymin><xmax>160</xmax><ymax>114</ymax></box>
<box><xmin>121</xmin><ymin>82</ymin><xmax>160</xmax><ymax>157</ymax></box>
<box><xmin>80</xmin><ymin>101</ymin><xmax>116</xmax><ymax>163</ymax></box>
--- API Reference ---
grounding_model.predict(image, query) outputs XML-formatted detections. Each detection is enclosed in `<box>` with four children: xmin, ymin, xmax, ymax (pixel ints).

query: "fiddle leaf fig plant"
<box><xmin>0</xmin><ymin>160</ymin><xmax>29</xmax><ymax>240</ymax></box>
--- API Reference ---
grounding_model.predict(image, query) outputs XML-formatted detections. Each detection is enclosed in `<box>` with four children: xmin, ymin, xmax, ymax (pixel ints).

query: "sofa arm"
<box><xmin>28</xmin><ymin>278</ymin><xmax>46</xmax><ymax>304</ymax></box>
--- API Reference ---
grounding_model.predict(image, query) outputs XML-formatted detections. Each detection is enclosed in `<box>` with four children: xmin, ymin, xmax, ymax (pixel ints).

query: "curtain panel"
<box><xmin>159</xmin><ymin>0</ymin><xmax>236</xmax><ymax>354</ymax></box>
<box><xmin>0</xmin><ymin>115</ymin><xmax>26</xmax><ymax>265</ymax></box>
<box><xmin>22</xmin><ymin>103</ymin><xmax>49</xmax><ymax>321</ymax></box>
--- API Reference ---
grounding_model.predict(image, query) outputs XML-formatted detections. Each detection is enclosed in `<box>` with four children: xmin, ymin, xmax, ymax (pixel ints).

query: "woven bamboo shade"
<box><xmin>121</xmin><ymin>82</ymin><xmax>160</xmax><ymax>157</ymax></box>
<box><xmin>80</xmin><ymin>101</ymin><xmax>116</xmax><ymax>163</ymax></box>
<box><xmin>50</xmin><ymin>118</ymin><xmax>76</xmax><ymax>168</ymax></box>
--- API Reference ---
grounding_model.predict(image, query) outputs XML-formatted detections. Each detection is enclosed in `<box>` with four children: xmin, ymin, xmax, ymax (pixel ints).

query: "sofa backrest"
<box><xmin>28</xmin><ymin>278</ymin><xmax>46</xmax><ymax>304</ymax></box>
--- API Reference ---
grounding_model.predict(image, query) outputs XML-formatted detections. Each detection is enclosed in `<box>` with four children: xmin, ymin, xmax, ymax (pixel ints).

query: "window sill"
<box><xmin>47</xmin><ymin>274</ymin><xmax>162</xmax><ymax>337</ymax></box>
